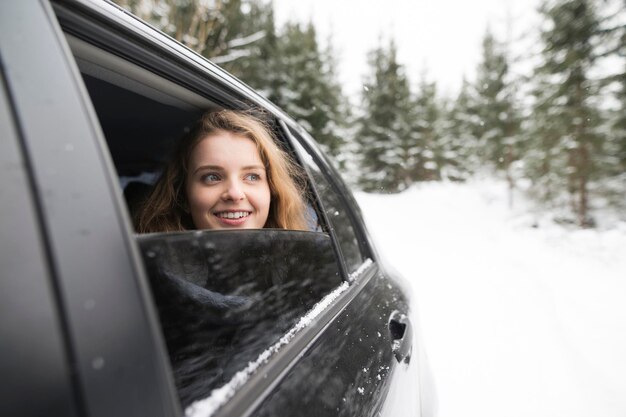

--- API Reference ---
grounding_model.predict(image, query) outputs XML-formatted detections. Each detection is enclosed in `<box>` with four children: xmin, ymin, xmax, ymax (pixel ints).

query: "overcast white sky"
<box><xmin>273</xmin><ymin>0</ymin><xmax>542</xmax><ymax>99</ymax></box>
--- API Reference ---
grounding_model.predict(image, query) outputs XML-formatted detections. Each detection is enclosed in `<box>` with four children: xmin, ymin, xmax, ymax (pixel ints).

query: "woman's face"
<box><xmin>185</xmin><ymin>131</ymin><xmax>271</xmax><ymax>230</ymax></box>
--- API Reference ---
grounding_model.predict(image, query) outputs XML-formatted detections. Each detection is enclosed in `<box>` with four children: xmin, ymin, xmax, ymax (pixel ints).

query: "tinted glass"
<box><xmin>289</xmin><ymin>133</ymin><xmax>365</xmax><ymax>273</ymax></box>
<box><xmin>137</xmin><ymin>229</ymin><xmax>342</xmax><ymax>408</ymax></box>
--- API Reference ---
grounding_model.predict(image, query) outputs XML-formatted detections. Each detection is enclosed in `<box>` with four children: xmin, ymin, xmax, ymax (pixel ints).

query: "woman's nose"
<box><xmin>222</xmin><ymin>180</ymin><xmax>245</xmax><ymax>201</ymax></box>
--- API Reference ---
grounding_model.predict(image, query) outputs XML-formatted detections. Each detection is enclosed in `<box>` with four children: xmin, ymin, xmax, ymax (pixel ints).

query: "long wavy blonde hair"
<box><xmin>135</xmin><ymin>109</ymin><xmax>309</xmax><ymax>233</ymax></box>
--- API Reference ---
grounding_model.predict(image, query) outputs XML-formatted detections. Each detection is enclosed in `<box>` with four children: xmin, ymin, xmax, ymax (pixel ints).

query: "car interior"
<box><xmin>69</xmin><ymin>35</ymin><xmax>218</xmax><ymax>202</ymax></box>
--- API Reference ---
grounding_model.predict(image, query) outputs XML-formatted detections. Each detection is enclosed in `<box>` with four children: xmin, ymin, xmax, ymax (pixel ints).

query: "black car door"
<box><xmin>0</xmin><ymin>2</ymin><xmax>180</xmax><ymax>417</ymax></box>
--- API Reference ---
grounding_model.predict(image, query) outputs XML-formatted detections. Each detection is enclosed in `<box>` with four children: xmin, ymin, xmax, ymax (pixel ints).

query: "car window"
<box><xmin>287</xmin><ymin>128</ymin><xmax>367</xmax><ymax>273</ymax></box>
<box><xmin>61</xmin><ymin>30</ymin><xmax>350</xmax><ymax>411</ymax></box>
<box><xmin>137</xmin><ymin>229</ymin><xmax>341</xmax><ymax>408</ymax></box>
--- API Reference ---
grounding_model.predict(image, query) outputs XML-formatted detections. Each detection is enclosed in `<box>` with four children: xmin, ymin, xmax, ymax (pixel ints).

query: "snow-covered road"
<box><xmin>355</xmin><ymin>180</ymin><xmax>626</xmax><ymax>417</ymax></box>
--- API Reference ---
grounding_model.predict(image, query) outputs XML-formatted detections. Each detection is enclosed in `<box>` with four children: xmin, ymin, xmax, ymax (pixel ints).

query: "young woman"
<box><xmin>135</xmin><ymin>109</ymin><xmax>309</xmax><ymax>233</ymax></box>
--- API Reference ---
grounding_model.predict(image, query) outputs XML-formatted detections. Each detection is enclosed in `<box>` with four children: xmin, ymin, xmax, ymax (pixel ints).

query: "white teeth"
<box><xmin>218</xmin><ymin>211</ymin><xmax>249</xmax><ymax>219</ymax></box>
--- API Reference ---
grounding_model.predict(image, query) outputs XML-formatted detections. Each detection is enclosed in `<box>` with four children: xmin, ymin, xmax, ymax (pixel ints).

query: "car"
<box><xmin>0</xmin><ymin>1</ymin><xmax>429</xmax><ymax>416</ymax></box>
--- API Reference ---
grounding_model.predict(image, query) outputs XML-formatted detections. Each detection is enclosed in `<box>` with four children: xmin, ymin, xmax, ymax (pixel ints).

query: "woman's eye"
<box><xmin>245</xmin><ymin>173</ymin><xmax>261</xmax><ymax>181</ymax></box>
<box><xmin>201</xmin><ymin>173</ymin><xmax>221</xmax><ymax>183</ymax></box>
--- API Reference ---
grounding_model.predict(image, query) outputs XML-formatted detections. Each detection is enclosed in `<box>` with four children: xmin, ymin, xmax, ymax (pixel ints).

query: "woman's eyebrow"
<box><xmin>192</xmin><ymin>164</ymin><xmax>266</xmax><ymax>175</ymax></box>
<box><xmin>192</xmin><ymin>165</ymin><xmax>223</xmax><ymax>175</ymax></box>
<box><xmin>242</xmin><ymin>165</ymin><xmax>266</xmax><ymax>171</ymax></box>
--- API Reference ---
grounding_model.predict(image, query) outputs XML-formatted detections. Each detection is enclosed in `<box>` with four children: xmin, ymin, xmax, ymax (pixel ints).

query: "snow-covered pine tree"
<box><xmin>121</xmin><ymin>0</ymin><xmax>247</xmax><ymax>57</ymax></box>
<box><xmin>410</xmin><ymin>73</ymin><xmax>441</xmax><ymax>181</ymax></box>
<box><xmin>272</xmin><ymin>22</ymin><xmax>347</xmax><ymax>163</ymax></box>
<box><xmin>593</xmin><ymin>0</ymin><xmax>626</xmax><ymax>213</ymax></box>
<box><xmin>318</xmin><ymin>38</ymin><xmax>354</xmax><ymax>170</ymax></box>
<box><xmin>223</xmin><ymin>1</ymin><xmax>282</xmax><ymax>101</ymax></box>
<box><xmin>438</xmin><ymin>78</ymin><xmax>480</xmax><ymax>181</ymax></box>
<box><xmin>613</xmin><ymin>62</ymin><xmax>626</xmax><ymax>182</ymax></box>
<box><xmin>524</xmin><ymin>71</ymin><xmax>568</xmax><ymax>210</ymax></box>
<box><xmin>114</xmin><ymin>0</ymin><xmax>279</xmax><ymax>91</ymax></box>
<box><xmin>473</xmin><ymin>29</ymin><xmax>522</xmax><ymax>194</ymax></box>
<box><xmin>356</xmin><ymin>40</ymin><xmax>414</xmax><ymax>192</ymax></box>
<box><xmin>595</xmin><ymin>60</ymin><xmax>626</xmax><ymax>214</ymax></box>
<box><xmin>527</xmin><ymin>0</ymin><xmax>603</xmax><ymax>227</ymax></box>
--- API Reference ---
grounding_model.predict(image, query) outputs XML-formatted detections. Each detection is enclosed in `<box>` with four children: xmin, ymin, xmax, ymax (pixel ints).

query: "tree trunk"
<box><xmin>577</xmin><ymin>144</ymin><xmax>590</xmax><ymax>227</ymax></box>
<box><xmin>504</xmin><ymin>144</ymin><xmax>514</xmax><ymax>208</ymax></box>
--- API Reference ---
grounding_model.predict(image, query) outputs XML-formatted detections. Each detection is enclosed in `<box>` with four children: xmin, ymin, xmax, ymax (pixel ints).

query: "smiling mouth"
<box><xmin>215</xmin><ymin>211</ymin><xmax>251</xmax><ymax>219</ymax></box>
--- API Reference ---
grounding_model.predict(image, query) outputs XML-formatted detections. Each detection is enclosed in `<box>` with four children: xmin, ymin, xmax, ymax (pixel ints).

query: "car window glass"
<box><xmin>137</xmin><ymin>229</ymin><xmax>342</xmax><ymax>408</ymax></box>
<box><xmin>288</xmin><ymin>130</ymin><xmax>365</xmax><ymax>273</ymax></box>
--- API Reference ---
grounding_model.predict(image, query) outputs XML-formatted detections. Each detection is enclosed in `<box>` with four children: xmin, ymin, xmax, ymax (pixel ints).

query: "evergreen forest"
<box><xmin>114</xmin><ymin>0</ymin><xmax>625</xmax><ymax>228</ymax></box>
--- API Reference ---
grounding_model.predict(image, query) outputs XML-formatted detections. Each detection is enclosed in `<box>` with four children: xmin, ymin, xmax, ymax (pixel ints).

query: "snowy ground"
<box><xmin>354</xmin><ymin>179</ymin><xmax>626</xmax><ymax>417</ymax></box>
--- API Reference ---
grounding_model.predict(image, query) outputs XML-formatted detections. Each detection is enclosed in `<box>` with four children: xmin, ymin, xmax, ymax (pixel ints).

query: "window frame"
<box><xmin>45</xmin><ymin>1</ymin><xmax>382</xmax><ymax>416</ymax></box>
<box><xmin>57</xmin><ymin>0</ymin><xmax>376</xmax><ymax>279</ymax></box>
<box><xmin>280</xmin><ymin>121</ymin><xmax>375</xmax><ymax>273</ymax></box>
<box><xmin>0</xmin><ymin>55</ymin><xmax>79</xmax><ymax>417</ymax></box>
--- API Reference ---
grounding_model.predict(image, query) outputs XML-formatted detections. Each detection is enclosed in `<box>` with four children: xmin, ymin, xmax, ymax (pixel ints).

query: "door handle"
<box><xmin>389</xmin><ymin>311</ymin><xmax>412</xmax><ymax>363</ymax></box>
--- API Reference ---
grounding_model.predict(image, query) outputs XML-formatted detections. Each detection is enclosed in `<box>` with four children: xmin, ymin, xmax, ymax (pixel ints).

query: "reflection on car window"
<box><xmin>289</xmin><ymin>131</ymin><xmax>365</xmax><ymax>273</ymax></box>
<box><xmin>138</xmin><ymin>229</ymin><xmax>342</xmax><ymax>408</ymax></box>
